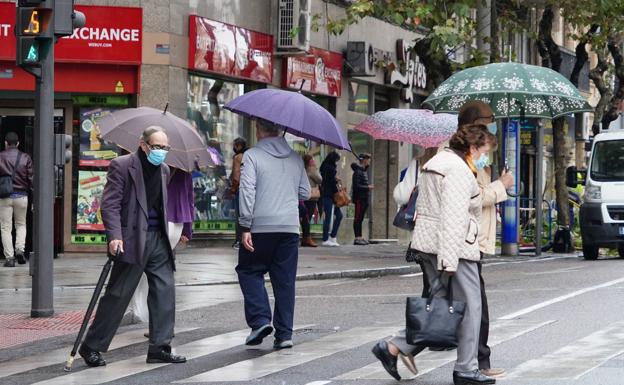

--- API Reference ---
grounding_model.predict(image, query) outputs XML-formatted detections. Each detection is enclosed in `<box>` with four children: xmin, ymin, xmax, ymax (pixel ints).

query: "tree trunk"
<box><xmin>601</xmin><ymin>38</ymin><xmax>624</xmax><ymax>130</ymax></box>
<box><xmin>537</xmin><ymin>6</ymin><xmax>569</xmax><ymax>230</ymax></box>
<box><xmin>589</xmin><ymin>51</ymin><xmax>611</xmax><ymax>136</ymax></box>
<box><xmin>490</xmin><ymin>0</ymin><xmax>500</xmax><ymax>63</ymax></box>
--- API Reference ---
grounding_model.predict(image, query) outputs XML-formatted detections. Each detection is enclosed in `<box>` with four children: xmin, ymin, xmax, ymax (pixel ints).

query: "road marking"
<box><xmin>305</xmin><ymin>382</ymin><xmax>332</xmax><ymax>385</ymax></box>
<box><xmin>505</xmin><ymin>321</ymin><xmax>624</xmax><ymax>380</ymax></box>
<box><xmin>334</xmin><ymin>320</ymin><xmax>554</xmax><ymax>380</ymax></box>
<box><xmin>499</xmin><ymin>276</ymin><xmax>624</xmax><ymax>320</ymax></box>
<box><xmin>31</xmin><ymin>325</ymin><xmax>314</xmax><ymax>385</ymax></box>
<box><xmin>174</xmin><ymin>326</ymin><xmax>398</xmax><ymax>383</ymax></box>
<box><xmin>0</xmin><ymin>327</ymin><xmax>197</xmax><ymax>379</ymax></box>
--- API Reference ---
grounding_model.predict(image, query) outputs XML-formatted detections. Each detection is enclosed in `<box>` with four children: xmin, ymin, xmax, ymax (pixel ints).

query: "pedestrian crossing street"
<box><xmin>1</xmin><ymin>319</ymin><xmax>623</xmax><ymax>384</ymax></box>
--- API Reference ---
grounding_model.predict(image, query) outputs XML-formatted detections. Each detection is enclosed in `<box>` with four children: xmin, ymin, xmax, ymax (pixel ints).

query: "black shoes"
<box><xmin>372</xmin><ymin>340</ymin><xmax>401</xmax><ymax>381</ymax></box>
<box><xmin>273</xmin><ymin>339</ymin><xmax>293</xmax><ymax>350</ymax></box>
<box><xmin>3</xmin><ymin>259</ymin><xmax>15</xmax><ymax>267</ymax></box>
<box><xmin>79</xmin><ymin>344</ymin><xmax>106</xmax><ymax>367</ymax></box>
<box><xmin>146</xmin><ymin>346</ymin><xmax>187</xmax><ymax>364</ymax></box>
<box><xmin>15</xmin><ymin>253</ymin><xmax>26</xmax><ymax>264</ymax></box>
<box><xmin>245</xmin><ymin>324</ymin><xmax>273</xmax><ymax>345</ymax></box>
<box><xmin>453</xmin><ymin>369</ymin><xmax>496</xmax><ymax>385</ymax></box>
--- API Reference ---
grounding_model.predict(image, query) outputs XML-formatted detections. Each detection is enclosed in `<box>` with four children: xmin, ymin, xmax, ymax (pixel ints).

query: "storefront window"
<box><xmin>71</xmin><ymin>96</ymin><xmax>129</xmax><ymax>245</ymax></box>
<box><xmin>187</xmin><ymin>74</ymin><xmax>246</xmax><ymax>232</ymax></box>
<box><xmin>348</xmin><ymin>82</ymin><xmax>369</xmax><ymax>114</ymax></box>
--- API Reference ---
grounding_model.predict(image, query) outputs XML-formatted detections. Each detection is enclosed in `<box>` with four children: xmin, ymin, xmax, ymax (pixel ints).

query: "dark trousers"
<box><xmin>236</xmin><ymin>233</ymin><xmax>299</xmax><ymax>340</ymax></box>
<box><xmin>83</xmin><ymin>231</ymin><xmax>175</xmax><ymax>353</ymax></box>
<box><xmin>477</xmin><ymin>257</ymin><xmax>491</xmax><ymax>369</ymax></box>
<box><xmin>299</xmin><ymin>200</ymin><xmax>317</xmax><ymax>238</ymax></box>
<box><xmin>353</xmin><ymin>197</ymin><xmax>369</xmax><ymax>238</ymax></box>
<box><xmin>321</xmin><ymin>196</ymin><xmax>342</xmax><ymax>241</ymax></box>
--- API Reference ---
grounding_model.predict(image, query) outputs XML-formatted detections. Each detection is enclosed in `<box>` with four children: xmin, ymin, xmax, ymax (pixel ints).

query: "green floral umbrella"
<box><xmin>423</xmin><ymin>62</ymin><xmax>593</xmax><ymax>119</ymax></box>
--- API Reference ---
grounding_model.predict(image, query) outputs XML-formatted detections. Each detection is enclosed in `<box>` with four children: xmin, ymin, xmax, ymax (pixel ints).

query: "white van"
<box><xmin>568</xmin><ymin>131</ymin><xmax>624</xmax><ymax>260</ymax></box>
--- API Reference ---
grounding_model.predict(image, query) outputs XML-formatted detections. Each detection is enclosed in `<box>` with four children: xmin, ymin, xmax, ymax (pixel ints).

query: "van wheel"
<box><xmin>582</xmin><ymin>244</ymin><xmax>599</xmax><ymax>260</ymax></box>
<box><xmin>619</xmin><ymin>245</ymin><xmax>624</xmax><ymax>259</ymax></box>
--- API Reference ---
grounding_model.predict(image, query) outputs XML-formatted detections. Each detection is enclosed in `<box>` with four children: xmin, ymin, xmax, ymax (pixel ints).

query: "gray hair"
<box><xmin>256</xmin><ymin>119</ymin><xmax>282</xmax><ymax>137</ymax></box>
<box><xmin>141</xmin><ymin>126</ymin><xmax>166</xmax><ymax>143</ymax></box>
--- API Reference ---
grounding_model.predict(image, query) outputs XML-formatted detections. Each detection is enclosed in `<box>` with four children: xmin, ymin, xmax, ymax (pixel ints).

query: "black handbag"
<box><xmin>393</xmin><ymin>187</ymin><xmax>418</xmax><ymax>230</ymax></box>
<box><xmin>406</xmin><ymin>276</ymin><xmax>466</xmax><ymax>348</ymax></box>
<box><xmin>0</xmin><ymin>152</ymin><xmax>22</xmax><ymax>199</ymax></box>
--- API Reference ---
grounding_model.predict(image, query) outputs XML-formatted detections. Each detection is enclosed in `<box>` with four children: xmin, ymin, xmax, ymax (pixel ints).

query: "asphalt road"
<box><xmin>2</xmin><ymin>253</ymin><xmax>624</xmax><ymax>385</ymax></box>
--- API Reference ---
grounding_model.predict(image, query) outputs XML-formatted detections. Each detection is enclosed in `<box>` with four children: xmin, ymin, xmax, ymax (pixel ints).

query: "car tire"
<box><xmin>582</xmin><ymin>244</ymin><xmax>599</xmax><ymax>260</ymax></box>
<box><xmin>618</xmin><ymin>245</ymin><xmax>624</xmax><ymax>259</ymax></box>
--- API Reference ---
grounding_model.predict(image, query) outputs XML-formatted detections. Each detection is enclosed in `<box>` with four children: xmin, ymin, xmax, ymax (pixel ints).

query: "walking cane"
<box><xmin>63</xmin><ymin>248</ymin><xmax>119</xmax><ymax>372</ymax></box>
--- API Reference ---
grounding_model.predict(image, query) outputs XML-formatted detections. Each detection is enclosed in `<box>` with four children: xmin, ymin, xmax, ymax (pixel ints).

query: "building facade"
<box><xmin>0</xmin><ymin>0</ymin><xmax>428</xmax><ymax>253</ymax></box>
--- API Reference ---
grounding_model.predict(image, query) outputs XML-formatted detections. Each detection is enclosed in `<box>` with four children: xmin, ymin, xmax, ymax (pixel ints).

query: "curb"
<box><xmin>179</xmin><ymin>264</ymin><xmax>421</xmax><ymax>287</ymax></box>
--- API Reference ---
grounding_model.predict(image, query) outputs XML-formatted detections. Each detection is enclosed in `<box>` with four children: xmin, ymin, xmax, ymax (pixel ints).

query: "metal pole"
<box><xmin>31</xmin><ymin>33</ymin><xmax>55</xmax><ymax>317</ymax></box>
<box><xmin>535</xmin><ymin>120</ymin><xmax>544</xmax><ymax>257</ymax></box>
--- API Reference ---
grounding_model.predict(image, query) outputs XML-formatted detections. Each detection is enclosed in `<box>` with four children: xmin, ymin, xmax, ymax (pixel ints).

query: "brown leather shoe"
<box><xmin>301</xmin><ymin>236</ymin><xmax>317</xmax><ymax>247</ymax></box>
<box><xmin>480</xmin><ymin>368</ymin><xmax>506</xmax><ymax>378</ymax></box>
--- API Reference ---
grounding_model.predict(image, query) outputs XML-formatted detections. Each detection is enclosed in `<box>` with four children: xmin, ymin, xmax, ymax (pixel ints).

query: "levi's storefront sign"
<box><xmin>189</xmin><ymin>15</ymin><xmax>273</xmax><ymax>83</ymax></box>
<box><xmin>283</xmin><ymin>47</ymin><xmax>342</xmax><ymax>97</ymax></box>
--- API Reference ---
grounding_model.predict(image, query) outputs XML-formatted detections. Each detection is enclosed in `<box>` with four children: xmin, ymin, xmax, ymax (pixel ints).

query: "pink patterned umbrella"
<box><xmin>354</xmin><ymin>109</ymin><xmax>458</xmax><ymax>148</ymax></box>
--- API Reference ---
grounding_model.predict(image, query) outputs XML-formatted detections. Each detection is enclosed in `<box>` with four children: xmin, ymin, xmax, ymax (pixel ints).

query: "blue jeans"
<box><xmin>322</xmin><ymin>196</ymin><xmax>342</xmax><ymax>241</ymax></box>
<box><xmin>235</xmin><ymin>233</ymin><xmax>299</xmax><ymax>340</ymax></box>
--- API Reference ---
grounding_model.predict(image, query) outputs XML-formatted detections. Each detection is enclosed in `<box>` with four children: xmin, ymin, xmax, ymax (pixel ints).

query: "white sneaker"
<box><xmin>329</xmin><ymin>237</ymin><xmax>340</xmax><ymax>246</ymax></box>
<box><xmin>322</xmin><ymin>240</ymin><xmax>334</xmax><ymax>247</ymax></box>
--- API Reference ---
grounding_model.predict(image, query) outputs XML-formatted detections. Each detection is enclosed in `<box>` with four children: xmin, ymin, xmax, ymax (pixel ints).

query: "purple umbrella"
<box><xmin>224</xmin><ymin>89</ymin><xmax>351</xmax><ymax>151</ymax></box>
<box><xmin>354</xmin><ymin>109</ymin><xmax>458</xmax><ymax>148</ymax></box>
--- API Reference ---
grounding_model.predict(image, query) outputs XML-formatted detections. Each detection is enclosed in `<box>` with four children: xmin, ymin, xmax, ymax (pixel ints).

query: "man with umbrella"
<box><xmin>236</xmin><ymin>119</ymin><xmax>310</xmax><ymax>349</ymax></box>
<box><xmin>78</xmin><ymin>126</ymin><xmax>186</xmax><ymax>367</ymax></box>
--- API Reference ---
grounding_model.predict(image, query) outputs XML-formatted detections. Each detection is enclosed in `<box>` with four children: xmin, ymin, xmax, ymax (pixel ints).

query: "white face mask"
<box><xmin>486</xmin><ymin>122</ymin><xmax>497</xmax><ymax>135</ymax></box>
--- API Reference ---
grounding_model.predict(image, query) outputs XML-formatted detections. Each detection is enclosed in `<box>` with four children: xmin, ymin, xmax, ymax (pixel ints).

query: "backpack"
<box><xmin>0</xmin><ymin>152</ymin><xmax>22</xmax><ymax>198</ymax></box>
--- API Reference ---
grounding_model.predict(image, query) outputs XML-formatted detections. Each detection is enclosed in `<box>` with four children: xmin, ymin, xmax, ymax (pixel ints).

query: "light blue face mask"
<box><xmin>147</xmin><ymin>149</ymin><xmax>168</xmax><ymax>166</ymax></box>
<box><xmin>486</xmin><ymin>122</ymin><xmax>497</xmax><ymax>135</ymax></box>
<box><xmin>474</xmin><ymin>153</ymin><xmax>489</xmax><ymax>170</ymax></box>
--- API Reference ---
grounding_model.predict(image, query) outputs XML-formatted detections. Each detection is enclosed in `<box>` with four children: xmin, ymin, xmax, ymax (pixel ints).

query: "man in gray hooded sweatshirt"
<box><xmin>236</xmin><ymin>120</ymin><xmax>310</xmax><ymax>349</ymax></box>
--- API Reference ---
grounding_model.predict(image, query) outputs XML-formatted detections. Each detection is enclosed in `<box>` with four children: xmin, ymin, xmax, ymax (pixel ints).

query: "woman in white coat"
<box><xmin>372</xmin><ymin>124</ymin><xmax>497</xmax><ymax>385</ymax></box>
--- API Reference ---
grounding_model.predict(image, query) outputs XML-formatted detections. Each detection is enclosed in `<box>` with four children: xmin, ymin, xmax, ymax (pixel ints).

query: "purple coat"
<box><xmin>167</xmin><ymin>170</ymin><xmax>194</xmax><ymax>239</ymax></box>
<box><xmin>101</xmin><ymin>152</ymin><xmax>172</xmax><ymax>266</ymax></box>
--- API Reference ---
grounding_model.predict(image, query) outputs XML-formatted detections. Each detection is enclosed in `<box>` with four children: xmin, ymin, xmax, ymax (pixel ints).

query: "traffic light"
<box><xmin>54</xmin><ymin>134</ymin><xmax>72</xmax><ymax>165</ymax></box>
<box><xmin>15</xmin><ymin>0</ymin><xmax>54</xmax><ymax>68</ymax></box>
<box><xmin>54</xmin><ymin>0</ymin><xmax>85</xmax><ymax>37</ymax></box>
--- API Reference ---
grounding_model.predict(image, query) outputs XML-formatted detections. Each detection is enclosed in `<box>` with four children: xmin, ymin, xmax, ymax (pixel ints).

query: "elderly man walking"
<box><xmin>236</xmin><ymin>119</ymin><xmax>310</xmax><ymax>349</ymax></box>
<box><xmin>79</xmin><ymin>126</ymin><xmax>186</xmax><ymax>367</ymax></box>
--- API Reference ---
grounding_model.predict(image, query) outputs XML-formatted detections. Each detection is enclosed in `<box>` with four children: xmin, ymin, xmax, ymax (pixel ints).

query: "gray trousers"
<box><xmin>390</xmin><ymin>253</ymin><xmax>482</xmax><ymax>372</ymax></box>
<box><xmin>84</xmin><ymin>231</ymin><xmax>175</xmax><ymax>354</ymax></box>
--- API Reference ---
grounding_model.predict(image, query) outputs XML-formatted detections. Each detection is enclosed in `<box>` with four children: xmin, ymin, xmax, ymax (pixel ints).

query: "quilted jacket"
<box><xmin>411</xmin><ymin>149</ymin><xmax>482</xmax><ymax>272</ymax></box>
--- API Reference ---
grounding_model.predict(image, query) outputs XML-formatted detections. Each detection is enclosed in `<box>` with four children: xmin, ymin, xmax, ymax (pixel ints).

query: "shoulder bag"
<box><xmin>393</xmin><ymin>165</ymin><xmax>419</xmax><ymax>231</ymax></box>
<box><xmin>333</xmin><ymin>181</ymin><xmax>351</xmax><ymax>208</ymax></box>
<box><xmin>0</xmin><ymin>152</ymin><xmax>22</xmax><ymax>198</ymax></box>
<box><xmin>406</xmin><ymin>276</ymin><xmax>466</xmax><ymax>348</ymax></box>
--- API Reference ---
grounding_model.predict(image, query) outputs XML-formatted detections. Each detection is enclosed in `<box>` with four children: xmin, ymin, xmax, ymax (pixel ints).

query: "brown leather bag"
<box><xmin>333</xmin><ymin>181</ymin><xmax>351</xmax><ymax>208</ymax></box>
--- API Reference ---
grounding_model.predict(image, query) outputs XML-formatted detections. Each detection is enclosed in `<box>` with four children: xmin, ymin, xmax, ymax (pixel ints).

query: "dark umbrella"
<box><xmin>96</xmin><ymin>106</ymin><xmax>214</xmax><ymax>172</ymax></box>
<box><xmin>224</xmin><ymin>89</ymin><xmax>351</xmax><ymax>151</ymax></box>
<box><xmin>63</xmin><ymin>249</ymin><xmax>119</xmax><ymax>372</ymax></box>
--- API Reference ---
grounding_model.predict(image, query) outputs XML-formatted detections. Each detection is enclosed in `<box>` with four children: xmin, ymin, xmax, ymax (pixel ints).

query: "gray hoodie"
<box><xmin>239</xmin><ymin>136</ymin><xmax>311</xmax><ymax>234</ymax></box>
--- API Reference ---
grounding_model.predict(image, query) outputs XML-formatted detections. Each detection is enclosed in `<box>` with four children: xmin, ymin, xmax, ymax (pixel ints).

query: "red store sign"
<box><xmin>188</xmin><ymin>15</ymin><xmax>273</xmax><ymax>83</ymax></box>
<box><xmin>283</xmin><ymin>47</ymin><xmax>343</xmax><ymax>97</ymax></box>
<box><xmin>0</xmin><ymin>3</ymin><xmax>142</xmax><ymax>64</ymax></box>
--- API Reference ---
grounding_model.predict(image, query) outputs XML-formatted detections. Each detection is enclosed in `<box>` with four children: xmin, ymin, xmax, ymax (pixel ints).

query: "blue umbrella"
<box><xmin>224</xmin><ymin>88</ymin><xmax>351</xmax><ymax>151</ymax></box>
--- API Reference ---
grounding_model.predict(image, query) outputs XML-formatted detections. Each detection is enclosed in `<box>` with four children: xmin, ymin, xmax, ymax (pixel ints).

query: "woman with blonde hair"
<box><xmin>372</xmin><ymin>124</ymin><xmax>496</xmax><ymax>385</ymax></box>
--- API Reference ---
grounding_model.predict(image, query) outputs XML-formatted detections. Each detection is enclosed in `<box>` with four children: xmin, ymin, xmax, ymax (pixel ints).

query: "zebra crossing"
<box><xmin>1</xmin><ymin>319</ymin><xmax>623</xmax><ymax>384</ymax></box>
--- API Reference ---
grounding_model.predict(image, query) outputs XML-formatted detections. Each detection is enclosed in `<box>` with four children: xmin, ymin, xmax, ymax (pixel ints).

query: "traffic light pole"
<box><xmin>31</xmin><ymin>32</ymin><xmax>54</xmax><ymax>317</ymax></box>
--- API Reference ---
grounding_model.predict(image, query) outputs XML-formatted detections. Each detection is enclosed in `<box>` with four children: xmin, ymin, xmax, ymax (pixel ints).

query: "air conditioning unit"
<box><xmin>277</xmin><ymin>0</ymin><xmax>311</xmax><ymax>52</ymax></box>
<box><xmin>345</xmin><ymin>41</ymin><xmax>376</xmax><ymax>77</ymax></box>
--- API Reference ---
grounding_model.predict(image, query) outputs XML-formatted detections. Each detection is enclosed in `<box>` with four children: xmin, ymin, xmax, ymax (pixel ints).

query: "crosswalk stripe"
<box><xmin>31</xmin><ymin>325</ymin><xmax>314</xmax><ymax>385</ymax></box>
<box><xmin>334</xmin><ymin>320</ymin><xmax>555</xmax><ymax>380</ymax></box>
<box><xmin>0</xmin><ymin>327</ymin><xmax>197</xmax><ymax>379</ymax></box>
<box><xmin>505</xmin><ymin>321</ymin><xmax>624</xmax><ymax>380</ymax></box>
<box><xmin>174</xmin><ymin>326</ymin><xmax>398</xmax><ymax>383</ymax></box>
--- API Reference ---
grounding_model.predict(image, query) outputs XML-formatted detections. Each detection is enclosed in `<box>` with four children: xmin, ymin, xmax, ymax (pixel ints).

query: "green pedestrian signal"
<box><xmin>26</xmin><ymin>44</ymin><xmax>38</xmax><ymax>62</ymax></box>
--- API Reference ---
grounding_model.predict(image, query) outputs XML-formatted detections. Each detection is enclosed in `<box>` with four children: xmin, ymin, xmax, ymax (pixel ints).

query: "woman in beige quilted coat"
<box><xmin>372</xmin><ymin>124</ymin><xmax>497</xmax><ymax>385</ymax></box>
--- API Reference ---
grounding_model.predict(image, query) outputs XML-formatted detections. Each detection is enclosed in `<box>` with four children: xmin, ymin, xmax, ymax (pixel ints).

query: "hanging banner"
<box><xmin>283</xmin><ymin>47</ymin><xmax>342</xmax><ymax>97</ymax></box>
<box><xmin>188</xmin><ymin>15</ymin><xmax>273</xmax><ymax>83</ymax></box>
